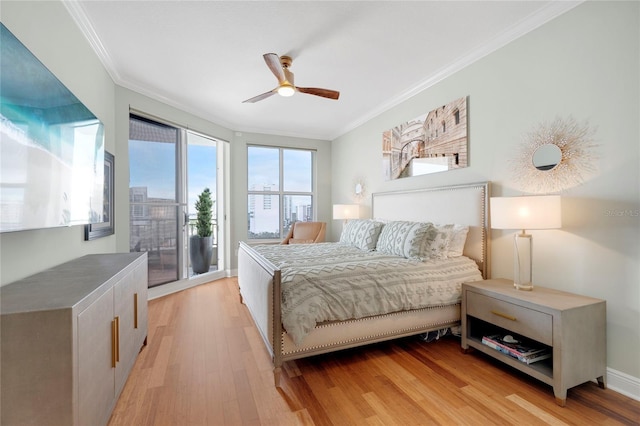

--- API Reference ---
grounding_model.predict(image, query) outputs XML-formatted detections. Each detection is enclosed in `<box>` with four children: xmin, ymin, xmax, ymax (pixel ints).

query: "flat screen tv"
<box><xmin>1</xmin><ymin>23</ymin><xmax>105</xmax><ymax>233</ymax></box>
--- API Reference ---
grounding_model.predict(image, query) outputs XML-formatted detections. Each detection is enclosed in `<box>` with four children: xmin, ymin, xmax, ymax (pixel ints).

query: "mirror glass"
<box><xmin>532</xmin><ymin>144</ymin><xmax>562</xmax><ymax>171</ymax></box>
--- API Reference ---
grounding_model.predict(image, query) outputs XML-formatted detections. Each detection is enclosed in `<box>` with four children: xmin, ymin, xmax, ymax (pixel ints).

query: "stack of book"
<box><xmin>481</xmin><ymin>334</ymin><xmax>551</xmax><ymax>364</ymax></box>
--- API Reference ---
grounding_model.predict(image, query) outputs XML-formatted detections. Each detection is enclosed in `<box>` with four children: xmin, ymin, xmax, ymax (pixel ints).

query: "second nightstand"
<box><xmin>461</xmin><ymin>278</ymin><xmax>606</xmax><ymax>406</ymax></box>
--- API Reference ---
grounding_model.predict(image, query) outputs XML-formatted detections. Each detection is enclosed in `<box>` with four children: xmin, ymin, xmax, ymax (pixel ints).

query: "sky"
<box><xmin>247</xmin><ymin>146</ymin><xmax>311</xmax><ymax>192</ymax></box>
<box><xmin>129</xmin><ymin>135</ymin><xmax>216</xmax><ymax>216</ymax></box>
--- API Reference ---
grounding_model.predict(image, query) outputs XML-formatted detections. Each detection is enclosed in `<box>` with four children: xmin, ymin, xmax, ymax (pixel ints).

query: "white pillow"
<box><xmin>339</xmin><ymin>219</ymin><xmax>384</xmax><ymax>251</ymax></box>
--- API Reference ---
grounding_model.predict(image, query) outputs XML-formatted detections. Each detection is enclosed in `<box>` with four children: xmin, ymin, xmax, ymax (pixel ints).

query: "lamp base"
<box><xmin>513</xmin><ymin>232</ymin><xmax>533</xmax><ymax>291</ymax></box>
<box><xmin>514</xmin><ymin>282</ymin><xmax>534</xmax><ymax>291</ymax></box>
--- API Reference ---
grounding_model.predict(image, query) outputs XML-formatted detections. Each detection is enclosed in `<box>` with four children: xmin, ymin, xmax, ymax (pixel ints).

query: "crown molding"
<box><xmin>329</xmin><ymin>1</ymin><xmax>583</xmax><ymax>141</ymax></box>
<box><xmin>63</xmin><ymin>1</ymin><xmax>121</xmax><ymax>83</ymax></box>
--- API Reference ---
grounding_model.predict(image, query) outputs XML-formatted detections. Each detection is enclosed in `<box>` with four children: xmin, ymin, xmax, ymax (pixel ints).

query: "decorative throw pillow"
<box><xmin>425</xmin><ymin>225</ymin><xmax>451</xmax><ymax>260</ymax></box>
<box><xmin>446</xmin><ymin>224</ymin><xmax>469</xmax><ymax>257</ymax></box>
<box><xmin>376</xmin><ymin>221</ymin><xmax>438</xmax><ymax>259</ymax></box>
<box><xmin>431</xmin><ymin>223</ymin><xmax>470</xmax><ymax>258</ymax></box>
<box><xmin>339</xmin><ymin>219</ymin><xmax>385</xmax><ymax>251</ymax></box>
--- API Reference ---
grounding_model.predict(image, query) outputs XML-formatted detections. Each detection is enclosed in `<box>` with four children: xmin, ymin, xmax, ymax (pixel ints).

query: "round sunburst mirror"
<box><xmin>512</xmin><ymin>116</ymin><xmax>597</xmax><ymax>194</ymax></box>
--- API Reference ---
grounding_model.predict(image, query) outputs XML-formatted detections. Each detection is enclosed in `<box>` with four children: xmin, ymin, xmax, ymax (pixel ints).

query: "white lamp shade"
<box><xmin>490</xmin><ymin>195</ymin><xmax>561</xmax><ymax>230</ymax></box>
<box><xmin>333</xmin><ymin>204</ymin><xmax>360</xmax><ymax>220</ymax></box>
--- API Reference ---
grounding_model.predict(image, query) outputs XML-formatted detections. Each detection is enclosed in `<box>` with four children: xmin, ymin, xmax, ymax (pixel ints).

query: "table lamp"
<box><xmin>490</xmin><ymin>195</ymin><xmax>561</xmax><ymax>290</ymax></box>
<box><xmin>333</xmin><ymin>204</ymin><xmax>360</xmax><ymax>224</ymax></box>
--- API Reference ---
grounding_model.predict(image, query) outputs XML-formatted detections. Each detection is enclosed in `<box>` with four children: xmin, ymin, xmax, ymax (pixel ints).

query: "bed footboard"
<box><xmin>238</xmin><ymin>243</ymin><xmax>277</xmax><ymax>355</ymax></box>
<box><xmin>238</xmin><ymin>241</ymin><xmax>462</xmax><ymax>387</ymax></box>
<box><xmin>238</xmin><ymin>242</ymin><xmax>284</xmax><ymax>384</ymax></box>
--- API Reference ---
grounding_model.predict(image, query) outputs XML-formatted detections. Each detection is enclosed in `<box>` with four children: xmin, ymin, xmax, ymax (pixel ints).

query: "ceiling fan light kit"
<box><xmin>277</xmin><ymin>84</ymin><xmax>295</xmax><ymax>97</ymax></box>
<box><xmin>243</xmin><ymin>53</ymin><xmax>339</xmax><ymax>103</ymax></box>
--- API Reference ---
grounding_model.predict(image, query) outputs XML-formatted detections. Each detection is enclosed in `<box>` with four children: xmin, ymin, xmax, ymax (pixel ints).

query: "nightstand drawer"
<box><xmin>466</xmin><ymin>291</ymin><xmax>553</xmax><ymax>345</ymax></box>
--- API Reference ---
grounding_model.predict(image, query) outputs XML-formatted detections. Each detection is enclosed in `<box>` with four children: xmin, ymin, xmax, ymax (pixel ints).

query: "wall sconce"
<box><xmin>333</xmin><ymin>204</ymin><xmax>360</xmax><ymax>224</ymax></box>
<box><xmin>490</xmin><ymin>195</ymin><xmax>561</xmax><ymax>290</ymax></box>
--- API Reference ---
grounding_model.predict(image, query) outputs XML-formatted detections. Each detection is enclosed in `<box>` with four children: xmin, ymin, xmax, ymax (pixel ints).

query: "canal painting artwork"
<box><xmin>382</xmin><ymin>97</ymin><xmax>468</xmax><ymax>180</ymax></box>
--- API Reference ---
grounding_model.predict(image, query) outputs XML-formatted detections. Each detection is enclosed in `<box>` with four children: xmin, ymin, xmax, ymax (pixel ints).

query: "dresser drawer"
<box><xmin>466</xmin><ymin>291</ymin><xmax>553</xmax><ymax>345</ymax></box>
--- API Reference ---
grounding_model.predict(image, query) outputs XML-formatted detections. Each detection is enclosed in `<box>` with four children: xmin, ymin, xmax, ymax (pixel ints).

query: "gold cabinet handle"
<box><xmin>111</xmin><ymin>319</ymin><xmax>117</xmax><ymax>368</ymax></box>
<box><xmin>491</xmin><ymin>310</ymin><xmax>517</xmax><ymax>321</ymax></box>
<box><xmin>115</xmin><ymin>316</ymin><xmax>120</xmax><ymax>363</ymax></box>
<box><xmin>134</xmin><ymin>293</ymin><xmax>139</xmax><ymax>329</ymax></box>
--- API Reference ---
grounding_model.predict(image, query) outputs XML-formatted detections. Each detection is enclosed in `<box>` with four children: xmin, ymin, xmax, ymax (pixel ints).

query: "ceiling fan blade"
<box><xmin>263</xmin><ymin>53</ymin><xmax>285</xmax><ymax>84</ymax></box>
<box><xmin>297</xmin><ymin>87</ymin><xmax>340</xmax><ymax>100</ymax></box>
<box><xmin>242</xmin><ymin>89</ymin><xmax>277</xmax><ymax>103</ymax></box>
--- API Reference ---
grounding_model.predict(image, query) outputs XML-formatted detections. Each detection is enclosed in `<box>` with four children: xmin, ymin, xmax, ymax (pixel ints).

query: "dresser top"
<box><xmin>464</xmin><ymin>278</ymin><xmax>605</xmax><ymax>312</ymax></box>
<box><xmin>1</xmin><ymin>253</ymin><xmax>147</xmax><ymax>314</ymax></box>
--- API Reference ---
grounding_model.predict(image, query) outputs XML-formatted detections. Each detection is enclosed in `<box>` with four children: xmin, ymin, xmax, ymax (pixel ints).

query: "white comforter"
<box><xmin>252</xmin><ymin>243</ymin><xmax>483</xmax><ymax>345</ymax></box>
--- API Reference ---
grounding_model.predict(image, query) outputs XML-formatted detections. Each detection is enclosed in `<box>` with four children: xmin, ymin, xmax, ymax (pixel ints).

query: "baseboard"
<box><xmin>148</xmin><ymin>269</ymin><xmax>230</xmax><ymax>300</ymax></box>
<box><xmin>606</xmin><ymin>367</ymin><xmax>640</xmax><ymax>401</ymax></box>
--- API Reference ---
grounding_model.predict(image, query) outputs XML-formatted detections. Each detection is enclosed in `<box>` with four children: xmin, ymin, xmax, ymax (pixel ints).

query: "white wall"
<box><xmin>0</xmin><ymin>1</ymin><xmax>117</xmax><ymax>285</ymax></box>
<box><xmin>331</xmin><ymin>1</ymin><xmax>640</xmax><ymax>383</ymax></box>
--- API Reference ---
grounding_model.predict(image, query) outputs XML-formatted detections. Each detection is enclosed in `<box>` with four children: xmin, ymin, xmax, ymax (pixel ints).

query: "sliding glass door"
<box><xmin>129</xmin><ymin>114</ymin><xmax>221</xmax><ymax>288</ymax></box>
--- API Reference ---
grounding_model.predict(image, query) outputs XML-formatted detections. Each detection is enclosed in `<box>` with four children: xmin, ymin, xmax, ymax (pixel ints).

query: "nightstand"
<box><xmin>461</xmin><ymin>278</ymin><xmax>606</xmax><ymax>406</ymax></box>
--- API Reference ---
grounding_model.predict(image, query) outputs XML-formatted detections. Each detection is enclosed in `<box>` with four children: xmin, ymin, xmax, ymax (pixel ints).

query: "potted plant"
<box><xmin>189</xmin><ymin>187</ymin><xmax>214</xmax><ymax>274</ymax></box>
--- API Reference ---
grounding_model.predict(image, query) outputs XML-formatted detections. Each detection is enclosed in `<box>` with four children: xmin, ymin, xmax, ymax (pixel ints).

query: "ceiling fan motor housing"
<box><xmin>280</xmin><ymin>55</ymin><xmax>293</xmax><ymax>68</ymax></box>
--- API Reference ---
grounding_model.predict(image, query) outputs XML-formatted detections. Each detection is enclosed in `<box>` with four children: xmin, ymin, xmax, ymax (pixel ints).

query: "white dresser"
<box><xmin>1</xmin><ymin>252</ymin><xmax>148</xmax><ymax>426</ymax></box>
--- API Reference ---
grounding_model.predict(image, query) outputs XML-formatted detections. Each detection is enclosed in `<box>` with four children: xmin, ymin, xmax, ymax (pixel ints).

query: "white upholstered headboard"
<box><xmin>372</xmin><ymin>181</ymin><xmax>491</xmax><ymax>279</ymax></box>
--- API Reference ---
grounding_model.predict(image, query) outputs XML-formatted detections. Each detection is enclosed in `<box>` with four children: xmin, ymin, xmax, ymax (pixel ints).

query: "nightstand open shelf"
<box><xmin>465</xmin><ymin>317</ymin><xmax>553</xmax><ymax>379</ymax></box>
<box><xmin>461</xmin><ymin>278</ymin><xmax>606</xmax><ymax>407</ymax></box>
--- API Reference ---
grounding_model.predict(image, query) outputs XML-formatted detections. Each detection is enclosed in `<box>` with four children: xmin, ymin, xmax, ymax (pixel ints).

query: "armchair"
<box><xmin>281</xmin><ymin>221</ymin><xmax>326</xmax><ymax>245</ymax></box>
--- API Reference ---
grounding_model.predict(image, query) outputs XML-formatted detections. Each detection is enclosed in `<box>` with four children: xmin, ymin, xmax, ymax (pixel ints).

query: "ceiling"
<box><xmin>66</xmin><ymin>1</ymin><xmax>580</xmax><ymax>141</ymax></box>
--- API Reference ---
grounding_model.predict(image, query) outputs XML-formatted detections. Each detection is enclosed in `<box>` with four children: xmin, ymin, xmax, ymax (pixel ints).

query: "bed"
<box><xmin>238</xmin><ymin>181</ymin><xmax>490</xmax><ymax>385</ymax></box>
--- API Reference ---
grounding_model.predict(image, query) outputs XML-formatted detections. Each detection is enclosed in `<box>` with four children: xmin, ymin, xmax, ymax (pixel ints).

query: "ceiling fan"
<box><xmin>242</xmin><ymin>53</ymin><xmax>340</xmax><ymax>103</ymax></box>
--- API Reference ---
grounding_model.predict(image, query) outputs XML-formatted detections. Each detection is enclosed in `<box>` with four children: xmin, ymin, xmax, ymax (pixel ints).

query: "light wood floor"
<box><xmin>109</xmin><ymin>278</ymin><xmax>640</xmax><ymax>425</ymax></box>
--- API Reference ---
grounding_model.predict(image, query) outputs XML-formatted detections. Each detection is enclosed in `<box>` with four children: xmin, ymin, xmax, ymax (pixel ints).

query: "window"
<box><xmin>247</xmin><ymin>146</ymin><xmax>315</xmax><ymax>240</ymax></box>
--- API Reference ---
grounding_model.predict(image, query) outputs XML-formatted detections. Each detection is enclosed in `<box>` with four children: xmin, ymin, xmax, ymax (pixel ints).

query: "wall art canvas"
<box><xmin>382</xmin><ymin>96</ymin><xmax>468</xmax><ymax>180</ymax></box>
<box><xmin>1</xmin><ymin>23</ymin><xmax>105</xmax><ymax>232</ymax></box>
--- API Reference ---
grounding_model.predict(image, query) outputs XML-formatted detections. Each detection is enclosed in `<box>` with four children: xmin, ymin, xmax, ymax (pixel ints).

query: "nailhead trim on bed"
<box><xmin>280</xmin><ymin>303</ymin><xmax>460</xmax><ymax>355</ymax></box>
